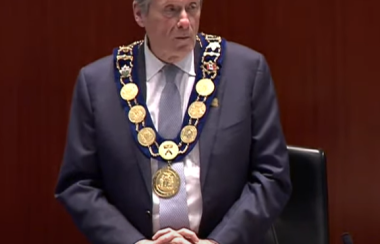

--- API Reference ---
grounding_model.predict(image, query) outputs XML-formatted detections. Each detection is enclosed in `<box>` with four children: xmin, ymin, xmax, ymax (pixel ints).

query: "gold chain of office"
<box><xmin>115</xmin><ymin>33</ymin><xmax>222</xmax><ymax>198</ymax></box>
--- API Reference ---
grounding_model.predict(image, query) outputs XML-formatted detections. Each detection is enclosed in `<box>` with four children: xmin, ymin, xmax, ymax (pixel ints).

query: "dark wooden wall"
<box><xmin>1</xmin><ymin>0</ymin><xmax>379</xmax><ymax>243</ymax></box>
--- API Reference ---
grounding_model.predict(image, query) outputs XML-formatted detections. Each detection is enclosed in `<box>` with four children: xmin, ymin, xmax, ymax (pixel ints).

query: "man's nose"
<box><xmin>177</xmin><ymin>9</ymin><xmax>190</xmax><ymax>29</ymax></box>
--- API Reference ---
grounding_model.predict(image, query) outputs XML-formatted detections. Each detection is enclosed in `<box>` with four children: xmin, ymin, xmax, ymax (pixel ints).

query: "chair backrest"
<box><xmin>265</xmin><ymin>146</ymin><xmax>329</xmax><ymax>244</ymax></box>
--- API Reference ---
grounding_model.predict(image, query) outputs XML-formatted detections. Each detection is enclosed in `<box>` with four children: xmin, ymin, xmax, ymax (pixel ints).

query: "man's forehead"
<box><xmin>152</xmin><ymin>0</ymin><xmax>200</xmax><ymax>5</ymax></box>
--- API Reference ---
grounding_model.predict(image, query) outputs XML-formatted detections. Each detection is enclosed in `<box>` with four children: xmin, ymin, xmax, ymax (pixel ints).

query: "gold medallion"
<box><xmin>117</xmin><ymin>55</ymin><xmax>133</xmax><ymax>62</ymax></box>
<box><xmin>181</xmin><ymin>125</ymin><xmax>198</xmax><ymax>144</ymax></box>
<box><xmin>159</xmin><ymin>141</ymin><xmax>179</xmax><ymax>161</ymax></box>
<box><xmin>188</xmin><ymin>101</ymin><xmax>207</xmax><ymax>119</ymax></box>
<box><xmin>128</xmin><ymin>105</ymin><xmax>146</xmax><ymax>124</ymax></box>
<box><xmin>196</xmin><ymin>79</ymin><xmax>215</xmax><ymax>97</ymax></box>
<box><xmin>153</xmin><ymin>166</ymin><xmax>180</xmax><ymax>198</ymax></box>
<box><xmin>120</xmin><ymin>83</ymin><xmax>139</xmax><ymax>101</ymax></box>
<box><xmin>137</xmin><ymin>127</ymin><xmax>156</xmax><ymax>147</ymax></box>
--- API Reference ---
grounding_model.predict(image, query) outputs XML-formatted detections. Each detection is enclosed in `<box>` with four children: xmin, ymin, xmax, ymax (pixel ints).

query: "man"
<box><xmin>55</xmin><ymin>0</ymin><xmax>292</xmax><ymax>243</ymax></box>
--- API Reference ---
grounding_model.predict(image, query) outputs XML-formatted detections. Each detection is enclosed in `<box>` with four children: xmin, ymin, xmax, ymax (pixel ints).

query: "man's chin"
<box><xmin>176</xmin><ymin>41</ymin><xmax>195</xmax><ymax>52</ymax></box>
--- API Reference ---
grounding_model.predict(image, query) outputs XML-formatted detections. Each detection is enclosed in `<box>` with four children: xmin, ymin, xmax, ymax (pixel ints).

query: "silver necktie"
<box><xmin>157</xmin><ymin>64</ymin><xmax>190</xmax><ymax>230</ymax></box>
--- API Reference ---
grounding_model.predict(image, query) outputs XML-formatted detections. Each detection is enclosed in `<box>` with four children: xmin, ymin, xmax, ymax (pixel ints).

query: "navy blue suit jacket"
<box><xmin>55</xmin><ymin>39</ymin><xmax>292</xmax><ymax>244</ymax></box>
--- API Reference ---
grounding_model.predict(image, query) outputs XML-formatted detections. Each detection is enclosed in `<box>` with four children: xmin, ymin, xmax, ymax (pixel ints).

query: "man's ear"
<box><xmin>133</xmin><ymin>2</ymin><xmax>146</xmax><ymax>27</ymax></box>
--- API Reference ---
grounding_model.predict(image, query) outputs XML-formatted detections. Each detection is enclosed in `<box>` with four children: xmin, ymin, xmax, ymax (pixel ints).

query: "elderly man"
<box><xmin>55</xmin><ymin>0</ymin><xmax>292</xmax><ymax>244</ymax></box>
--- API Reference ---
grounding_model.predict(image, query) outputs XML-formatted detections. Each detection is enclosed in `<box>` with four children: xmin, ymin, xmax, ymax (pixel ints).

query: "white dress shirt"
<box><xmin>143</xmin><ymin>39</ymin><xmax>203</xmax><ymax>234</ymax></box>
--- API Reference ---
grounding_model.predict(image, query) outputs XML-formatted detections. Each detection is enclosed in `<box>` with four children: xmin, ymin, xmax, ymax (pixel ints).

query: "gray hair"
<box><xmin>134</xmin><ymin>0</ymin><xmax>151</xmax><ymax>14</ymax></box>
<box><xmin>134</xmin><ymin>0</ymin><xmax>203</xmax><ymax>14</ymax></box>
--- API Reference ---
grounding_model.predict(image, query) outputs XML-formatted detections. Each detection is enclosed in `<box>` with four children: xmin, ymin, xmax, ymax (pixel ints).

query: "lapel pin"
<box><xmin>211</xmin><ymin>98</ymin><xmax>219</xmax><ymax>107</ymax></box>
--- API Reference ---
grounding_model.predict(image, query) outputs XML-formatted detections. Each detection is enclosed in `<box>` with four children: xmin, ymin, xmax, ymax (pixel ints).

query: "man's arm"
<box><xmin>207</xmin><ymin>54</ymin><xmax>292</xmax><ymax>244</ymax></box>
<box><xmin>55</xmin><ymin>69</ymin><xmax>145</xmax><ymax>244</ymax></box>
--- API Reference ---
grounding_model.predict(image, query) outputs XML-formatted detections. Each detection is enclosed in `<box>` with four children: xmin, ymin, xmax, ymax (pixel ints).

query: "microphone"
<box><xmin>342</xmin><ymin>232</ymin><xmax>354</xmax><ymax>244</ymax></box>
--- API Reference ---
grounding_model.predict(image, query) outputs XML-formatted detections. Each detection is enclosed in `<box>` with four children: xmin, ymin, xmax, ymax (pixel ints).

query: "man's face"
<box><xmin>134</xmin><ymin>0</ymin><xmax>201</xmax><ymax>63</ymax></box>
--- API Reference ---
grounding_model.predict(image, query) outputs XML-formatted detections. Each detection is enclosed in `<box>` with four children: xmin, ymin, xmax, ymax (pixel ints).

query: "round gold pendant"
<box><xmin>153</xmin><ymin>167</ymin><xmax>180</xmax><ymax>198</ymax></box>
<box><xmin>159</xmin><ymin>141</ymin><xmax>179</xmax><ymax>161</ymax></box>
<box><xmin>128</xmin><ymin>105</ymin><xmax>146</xmax><ymax>124</ymax></box>
<box><xmin>137</xmin><ymin>127</ymin><xmax>156</xmax><ymax>147</ymax></box>
<box><xmin>196</xmin><ymin>78</ymin><xmax>215</xmax><ymax>97</ymax></box>
<box><xmin>120</xmin><ymin>83</ymin><xmax>139</xmax><ymax>101</ymax></box>
<box><xmin>188</xmin><ymin>101</ymin><xmax>207</xmax><ymax>119</ymax></box>
<box><xmin>181</xmin><ymin>125</ymin><xmax>198</xmax><ymax>144</ymax></box>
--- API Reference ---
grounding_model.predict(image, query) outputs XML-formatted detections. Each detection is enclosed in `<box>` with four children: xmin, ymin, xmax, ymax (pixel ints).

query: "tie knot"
<box><xmin>163</xmin><ymin>64</ymin><xmax>179</xmax><ymax>82</ymax></box>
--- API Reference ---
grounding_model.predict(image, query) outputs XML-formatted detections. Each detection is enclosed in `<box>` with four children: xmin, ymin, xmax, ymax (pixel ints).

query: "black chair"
<box><xmin>265</xmin><ymin>146</ymin><xmax>329</xmax><ymax>244</ymax></box>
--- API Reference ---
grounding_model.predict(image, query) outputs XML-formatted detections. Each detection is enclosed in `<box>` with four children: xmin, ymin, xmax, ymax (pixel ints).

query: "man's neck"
<box><xmin>146</xmin><ymin>37</ymin><xmax>194</xmax><ymax>64</ymax></box>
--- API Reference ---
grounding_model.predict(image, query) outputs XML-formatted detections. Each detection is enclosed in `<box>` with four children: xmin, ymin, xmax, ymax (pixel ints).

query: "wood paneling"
<box><xmin>0</xmin><ymin>1</ymin><xmax>142</xmax><ymax>243</ymax></box>
<box><xmin>1</xmin><ymin>0</ymin><xmax>379</xmax><ymax>243</ymax></box>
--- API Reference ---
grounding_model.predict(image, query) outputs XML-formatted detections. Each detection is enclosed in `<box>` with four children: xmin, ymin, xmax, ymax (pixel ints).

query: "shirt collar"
<box><xmin>144</xmin><ymin>36</ymin><xmax>196</xmax><ymax>82</ymax></box>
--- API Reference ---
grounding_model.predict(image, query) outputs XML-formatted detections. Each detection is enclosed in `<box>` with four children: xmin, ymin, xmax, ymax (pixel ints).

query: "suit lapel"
<box><xmin>135</xmin><ymin>45</ymin><xmax>151</xmax><ymax>194</ymax></box>
<box><xmin>196</xmin><ymin>41</ymin><xmax>224</xmax><ymax>190</ymax></box>
<box><xmin>199</xmin><ymin>101</ymin><xmax>221</xmax><ymax>190</ymax></box>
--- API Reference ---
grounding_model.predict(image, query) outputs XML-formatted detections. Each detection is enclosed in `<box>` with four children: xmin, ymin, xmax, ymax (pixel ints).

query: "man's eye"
<box><xmin>187</xmin><ymin>3</ymin><xmax>198</xmax><ymax>12</ymax></box>
<box><xmin>165</xmin><ymin>5</ymin><xmax>177</xmax><ymax>13</ymax></box>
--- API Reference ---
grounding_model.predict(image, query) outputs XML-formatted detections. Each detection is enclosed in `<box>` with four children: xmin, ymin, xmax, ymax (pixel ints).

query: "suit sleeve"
<box><xmin>55</xmin><ymin>69</ymin><xmax>145</xmax><ymax>244</ymax></box>
<box><xmin>207</xmin><ymin>54</ymin><xmax>292</xmax><ymax>244</ymax></box>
